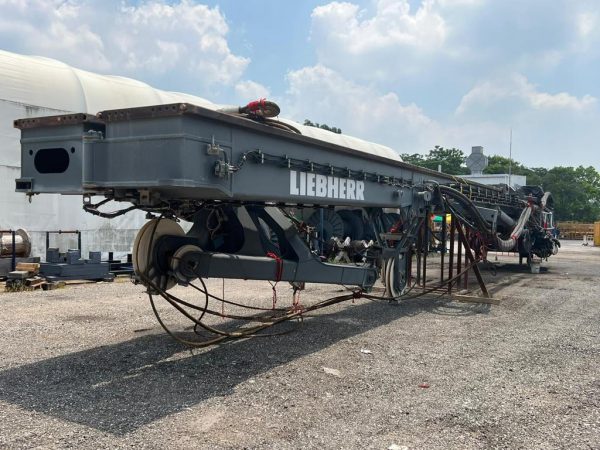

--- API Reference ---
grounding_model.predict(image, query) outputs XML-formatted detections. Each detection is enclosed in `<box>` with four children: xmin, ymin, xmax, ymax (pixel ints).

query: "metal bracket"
<box><xmin>206</xmin><ymin>135</ymin><xmax>221</xmax><ymax>155</ymax></box>
<box><xmin>83</xmin><ymin>129</ymin><xmax>104</xmax><ymax>141</ymax></box>
<box><xmin>214</xmin><ymin>160</ymin><xmax>232</xmax><ymax>178</ymax></box>
<box><xmin>139</xmin><ymin>189</ymin><xmax>151</xmax><ymax>205</ymax></box>
<box><xmin>207</xmin><ymin>142</ymin><xmax>221</xmax><ymax>156</ymax></box>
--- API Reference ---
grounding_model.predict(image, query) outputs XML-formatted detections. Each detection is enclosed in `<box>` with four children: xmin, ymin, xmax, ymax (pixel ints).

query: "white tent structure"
<box><xmin>0</xmin><ymin>49</ymin><xmax>400</xmax><ymax>258</ymax></box>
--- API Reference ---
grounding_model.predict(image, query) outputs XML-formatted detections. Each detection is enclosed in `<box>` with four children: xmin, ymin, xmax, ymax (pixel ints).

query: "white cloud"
<box><xmin>457</xmin><ymin>74</ymin><xmax>597</xmax><ymax>115</ymax></box>
<box><xmin>234</xmin><ymin>80</ymin><xmax>271</xmax><ymax>101</ymax></box>
<box><xmin>307</xmin><ymin>0</ymin><xmax>600</xmax><ymax>90</ymax></box>
<box><xmin>530</xmin><ymin>90</ymin><xmax>596</xmax><ymax>111</ymax></box>
<box><xmin>280</xmin><ymin>65</ymin><xmax>600</xmax><ymax>168</ymax></box>
<box><xmin>0</xmin><ymin>0</ymin><xmax>249</xmax><ymax>90</ymax></box>
<box><xmin>280</xmin><ymin>65</ymin><xmax>509</xmax><ymax>163</ymax></box>
<box><xmin>576</xmin><ymin>11</ymin><xmax>597</xmax><ymax>38</ymax></box>
<box><xmin>437</xmin><ymin>0</ymin><xmax>483</xmax><ymax>6</ymax></box>
<box><xmin>447</xmin><ymin>73</ymin><xmax>600</xmax><ymax>167</ymax></box>
<box><xmin>0</xmin><ymin>0</ymin><xmax>110</xmax><ymax>71</ymax></box>
<box><xmin>283</xmin><ymin>65</ymin><xmax>433</xmax><ymax>153</ymax></box>
<box><xmin>310</xmin><ymin>0</ymin><xmax>448</xmax><ymax>80</ymax></box>
<box><xmin>570</xmin><ymin>9</ymin><xmax>600</xmax><ymax>54</ymax></box>
<box><xmin>312</xmin><ymin>0</ymin><xmax>446</xmax><ymax>51</ymax></box>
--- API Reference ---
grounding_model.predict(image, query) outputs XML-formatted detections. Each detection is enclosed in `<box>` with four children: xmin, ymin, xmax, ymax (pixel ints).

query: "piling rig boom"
<box><xmin>14</xmin><ymin>102</ymin><xmax>559</xmax><ymax>299</ymax></box>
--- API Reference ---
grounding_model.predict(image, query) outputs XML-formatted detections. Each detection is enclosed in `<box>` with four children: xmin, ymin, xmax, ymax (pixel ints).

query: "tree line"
<box><xmin>303</xmin><ymin>119</ymin><xmax>342</xmax><ymax>134</ymax></box>
<box><xmin>401</xmin><ymin>146</ymin><xmax>600</xmax><ymax>223</ymax></box>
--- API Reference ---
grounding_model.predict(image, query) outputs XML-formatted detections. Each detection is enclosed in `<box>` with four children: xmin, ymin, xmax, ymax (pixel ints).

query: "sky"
<box><xmin>0</xmin><ymin>0</ymin><xmax>599</xmax><ymax>169</ymax></box>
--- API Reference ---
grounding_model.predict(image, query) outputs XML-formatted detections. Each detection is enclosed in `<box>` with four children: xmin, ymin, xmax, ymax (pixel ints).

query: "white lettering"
<box><xmin>290</xmin><ymin>170</ymin><xmax>299</xmax><ymax>195</ymax></box>
<box><xmin>347</xmin><ymin>179</ymin><xmax>356</xmax><ymax>200</ymax></box>
<box><xmin>289</xmin><ymin>170</ymin><xmax>365</xmax><ymax>201</ymax></box>
<box><xmin>356</xmin><ymin>181</ymin><xmax>365</xmax><ymax>200</ymax></box>
<box><xmin>316</xmin><ymin>174</ymin><xmax>327</xmax><ymax>197</ymax></box>
<box><xmin>327</xmin><ymin>176</ymin><xmax>338</xmax><ymax>198</ymax></box>
<box><xmin>339</xmin><ymin>179</ymin><xmax>346</xmax><ymax>199</ymax></box>
<box><xmin>299</xmin><ymin>172</ymin><xmax>306</xmax><ymax>195</ymax></box>
<box><xmin>306</xmin><ymin>173</ymin><xmax>315</xmax><ymax>196</ymax></box>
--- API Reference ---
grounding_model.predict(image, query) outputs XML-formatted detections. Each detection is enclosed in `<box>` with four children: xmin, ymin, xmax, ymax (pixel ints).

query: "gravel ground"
<box><xmin>0</xmin><ymin>240</ymin><xmax>598</xmax><ymax>449</ymax></box>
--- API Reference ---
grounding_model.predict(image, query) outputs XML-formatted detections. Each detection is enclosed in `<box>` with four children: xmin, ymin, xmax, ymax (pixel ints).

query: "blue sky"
<box><xmin>1</xmin><ymin>0</ymin><xmax>599</xmax><ymax>169</ymax></box>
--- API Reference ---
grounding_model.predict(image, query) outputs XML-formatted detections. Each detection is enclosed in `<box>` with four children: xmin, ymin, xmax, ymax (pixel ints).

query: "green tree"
<box><xmin>542</xmin><ymin>166</ymin><xmax>600</xmax><ymax>222</ymax></box>
<box><xmin>485</xmin><ymin>159</ymin><xmax>600</xmax><ymax>221</ymax></box>
<box><xmin>399</xmin><ymin>153</ymin><xmax>426</xmax><ymax>166</ymax></box>
<box><xmin>401</xmin><ymin>146</ymin><xmax>468</xmax><ymax>175</ymax></box>
<box><xmin>303</xmin><ymin>119</ymin><xmax>342</xmax><ymax>134</ymax></box>
<box><xmin>484</xmin><ymin>155</ymin><xmax>543</xmax><ymax>185</ymax></box>
<box><xmin>426</xmin><ymin>146</ymin><xmax>469</xmax><ymax>174</ymax></box>
<box><xmin>484</xmin><ymin>155</ymin><xmax>528</xmax><ymax>175</ymax></box>
<box><xmin>527</xmin><ymin>167</ymin><xmax>548</xmax><ymax>186</ymax></box>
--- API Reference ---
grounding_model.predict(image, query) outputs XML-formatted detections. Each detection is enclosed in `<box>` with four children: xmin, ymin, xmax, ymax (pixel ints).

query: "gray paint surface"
<box><xmin>16</xmin><ymin>103</ymin><xmax>488</xmax><ymax>208</ymax></box>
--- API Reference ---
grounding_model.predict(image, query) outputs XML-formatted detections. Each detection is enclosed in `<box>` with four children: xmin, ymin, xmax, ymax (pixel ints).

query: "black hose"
<box><xmin>437</xmin><ymin>186</ymin><xmax>491</xmax><ymax>235</ymax></box>
<box><xmin>83</xmin><ymin>197</ymin><xmax>139</xmax><ymax>218</ymax></box>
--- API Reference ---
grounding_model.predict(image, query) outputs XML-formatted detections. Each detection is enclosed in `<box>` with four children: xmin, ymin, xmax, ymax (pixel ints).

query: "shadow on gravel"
<box><xmin>0</xmin><ymin>297</ymin><xmax>488</xmax><ymax>435</ymax></box>
<box><xmin>492</xmin><ymin>263</ymin><xmax>549</xmax><ymax>274</ymax></box>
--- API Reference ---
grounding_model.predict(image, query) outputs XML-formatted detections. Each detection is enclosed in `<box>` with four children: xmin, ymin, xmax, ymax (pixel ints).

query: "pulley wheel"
<box><xmin>170</xmin><ymin>244</ymin><xmax>203</xmax><ymax>283</ymax></box>
<box><xmin>133</xmin><ymin>218</ymin><xmax>185</xmax><ymax>291</ymax></box>
<box><xmin>383</xmin><ymin>255</ymin><xmax>408</xmax><ymax>298</ymax></box>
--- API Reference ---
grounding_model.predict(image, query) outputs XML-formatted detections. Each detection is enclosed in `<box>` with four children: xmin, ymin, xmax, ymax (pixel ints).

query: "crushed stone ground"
<box><xmin>0</xmin><ymin>240</ymin><xmax>598</xmax><ymax>449</ymax></box>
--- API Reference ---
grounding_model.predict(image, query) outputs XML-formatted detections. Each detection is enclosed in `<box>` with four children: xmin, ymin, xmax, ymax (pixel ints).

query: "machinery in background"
<box><xmin>38</xmin><ymin>231</ymin><xmax>131</xmax><ymax>281</ymax></box>
<box><xmin>3</xmin><ymin>228</ymin><xmax>132</xmax><ymax>286</ymax></box>
<box><xmin>40</xmin><ymin>248</ymin><xmax>113</xmax><ymax>282</ymax></box>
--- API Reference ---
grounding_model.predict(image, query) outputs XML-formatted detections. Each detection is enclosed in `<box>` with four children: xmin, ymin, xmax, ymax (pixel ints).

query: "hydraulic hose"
<box><xmin>437</xmin><ymin>185</ymin><xmax>492</xmax><ymax>234</ymax></box>
<box><xmin>497</xmin><ymin>210</ymin><xmax>515</xmax><ymax>228</ymax></box>
<box><xmin>496</xmin><ymin>204</ymin><xmax>532</xmax><ymax>251</ymax></box>
<box><xmin>218</xmin><ymin>100</ymin><xmax>300</xmax><ymax>133</ymax></box>
<box><xmin>540</xmin><ymin>191</ymin><xmax>551</xmax><ymax>209</ymax></box>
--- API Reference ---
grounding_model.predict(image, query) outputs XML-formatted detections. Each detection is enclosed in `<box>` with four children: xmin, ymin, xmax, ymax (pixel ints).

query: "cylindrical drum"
<box><xmin>0</xmin><ymin>229</ymin><xmax>32</xmax><ymax>257</ymax></box>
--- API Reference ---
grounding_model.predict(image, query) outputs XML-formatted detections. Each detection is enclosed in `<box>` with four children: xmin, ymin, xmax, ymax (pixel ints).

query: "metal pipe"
<box><xmin>319</xmin><ymin>208</ymin><xmax>324</xmax><ymax>256</ymax></box>
<box><xmin>441</xmin><ymin>213</ymin><xmax>446</xmax><ymax>282</ymax></box>
<box><xmin>0</xmin><ymin>229</ymin><xmax>31</xmax><ymax>259</ymax></box>
<box><xmin>416</xmin><ymin>220</ymin><xmax>422</xmax><ymax>286</ymax></box>
<box><xmin>457</xmin><ymin>222</ymin><xmax>462</xmax><ymax>291</ymax></box>
<box><xmin>448</xmin><ymin>216</ymin><xmax>455</xmax><ymax>294</ymax></box>
<box><xmin>463</xmin><ymin>228</ymin><xmax>469</xmax><ymax>291</ymax></box>
<box><xmin>422</xmin><ymin>210</ymin><xmax>429</xmax><ymax>288</ymax></box>
<box><xmin>11</xmin><ymin>230</ymin><xmax>16</xmax><ymax>271</ymax></box>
